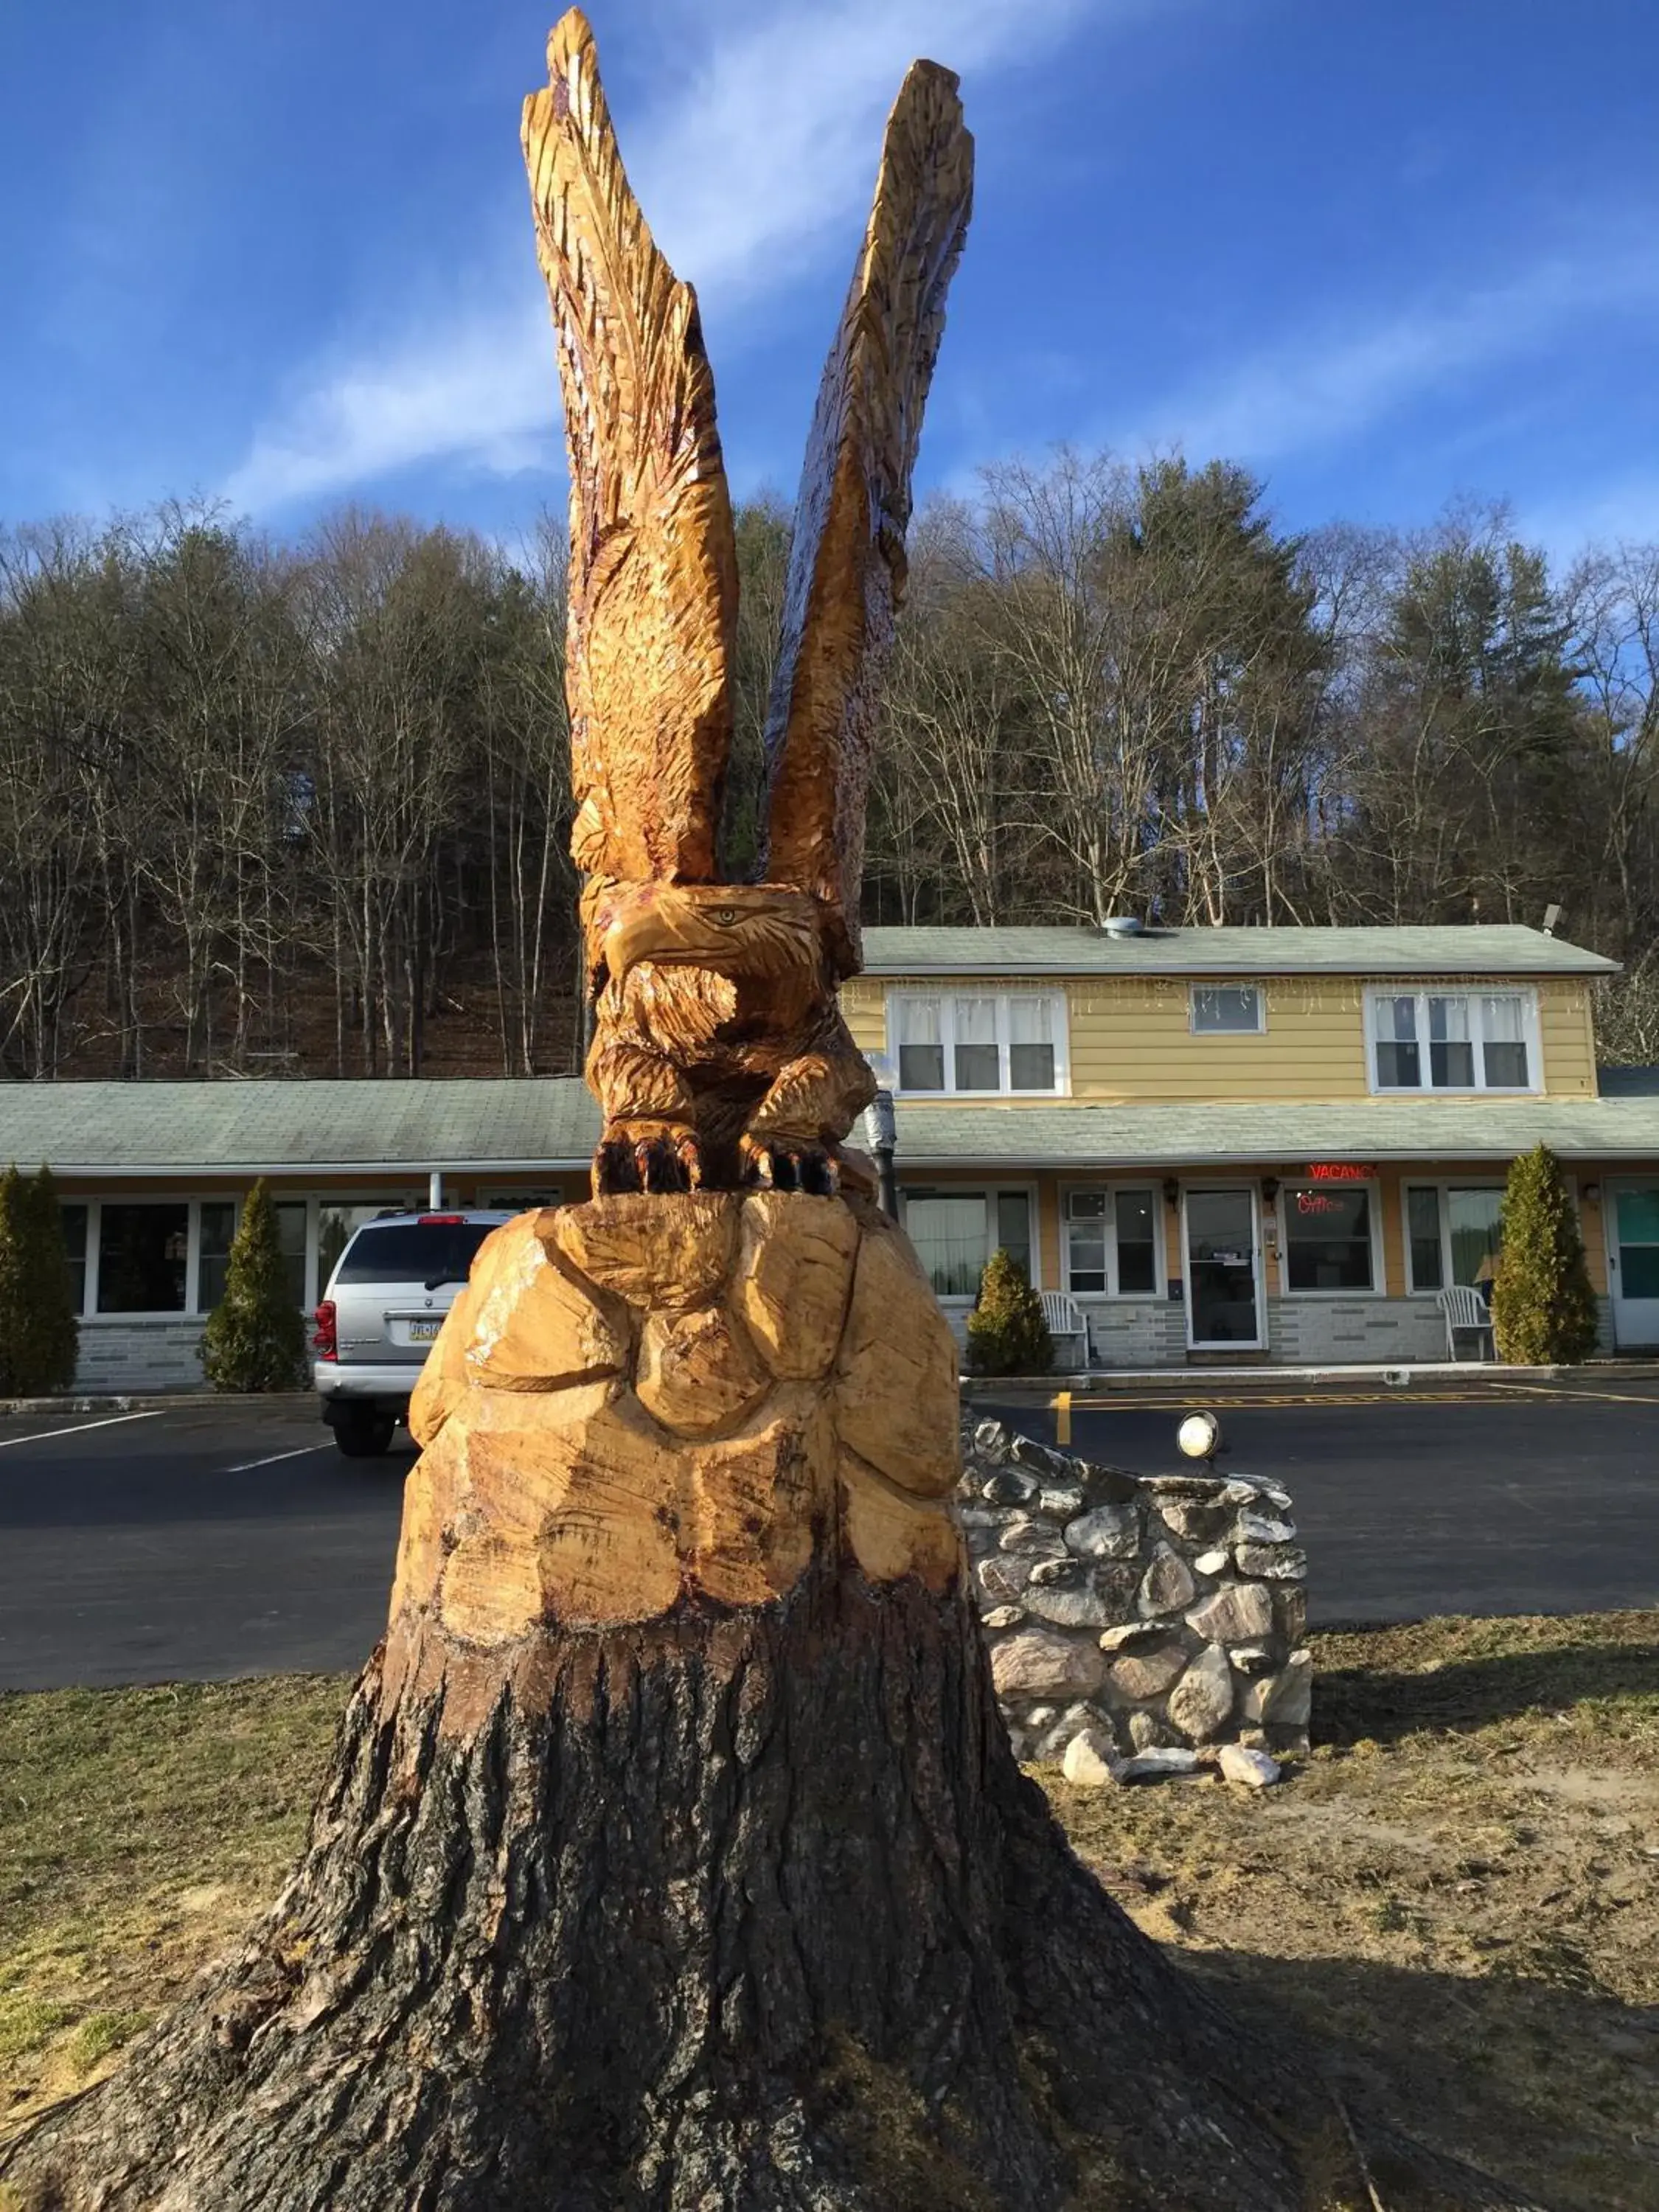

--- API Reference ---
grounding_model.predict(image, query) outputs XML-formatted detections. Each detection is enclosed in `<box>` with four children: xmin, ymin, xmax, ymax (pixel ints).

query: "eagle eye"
<box><xmin>710</xmin><ymin>906</ymin><xmax>739</xmax><ymax>925</ymax></box>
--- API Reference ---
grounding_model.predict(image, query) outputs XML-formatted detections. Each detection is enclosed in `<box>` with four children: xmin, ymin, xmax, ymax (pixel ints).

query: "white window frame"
<box><xmin>1402</xmin><ymin>1180</ymin><xmax>1509</xmax><ymax>1295</ymax></box>
<box><xmin>1365</xmin><ymin>988</ymin><xmax>1541</xmax><ymax>1095</ymax></box>
<box><xmin>886</xmin><ymin>990</ymin><xmax>1070</xmax><ymax>1097</ymax></box>
<box><xmin>194</xmin><ymin>1194</ymin><xmax>243</xmax><ymax>1315</ymax></box>
<box><xmin>898</xmin><ymin>1181</ymin><xmax>1043</xmax><ymax>1301</ymax></box>
<box><xmin>80</xmin><ymin>1193</ymin><xmax>215</xmax><ymax>1320</ymax></box>
<box><xmin>1189</xmin><ymin>983</ymin><xmax>1266</xmax><ymax>1035</ymax></box>
<box><xmin>1060</xmin><ymin>1183</ymin><xmax>1164</xmax><ymax>1299</ymax></box>
<box><xmin>59</xmin><ymin>1197</ymin><xmax>91</xmax><ymax>1318</ymax></box>
<box><xmin>71</xmin><ymin>1192</ymin><xmax>421</xmax><ymax>1319</ymax></box>
<box><xmin>1276</xmin><ymin>1178</ymin><xmax>1386</xmax><ymax>1299</ymax></box>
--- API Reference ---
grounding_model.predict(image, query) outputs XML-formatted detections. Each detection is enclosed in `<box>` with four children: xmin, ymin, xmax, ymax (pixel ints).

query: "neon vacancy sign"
<box><xmin>1306</xmin><ymin>1163</ymin><xmax>1374</xmax><ymax>1182</ymax></box>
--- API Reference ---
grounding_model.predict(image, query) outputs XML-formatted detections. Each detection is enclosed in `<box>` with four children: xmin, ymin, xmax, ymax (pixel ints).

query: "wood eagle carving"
<box><xmin>524</xmin><ymin>10</ymin><xmax>973</xmax><ymax>1196</ymax></box>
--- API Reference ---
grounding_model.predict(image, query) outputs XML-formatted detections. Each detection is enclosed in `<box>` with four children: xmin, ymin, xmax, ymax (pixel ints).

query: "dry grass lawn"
<box><xmin>1054</xmin><ymin>1610</ymin><xmax>1659</xmax><ymax>2212</ymax></box>
<box><xmin>1</xmin><ymin>1611</ymin><xmax>1655</xmax><ymax>2209</ymax></box>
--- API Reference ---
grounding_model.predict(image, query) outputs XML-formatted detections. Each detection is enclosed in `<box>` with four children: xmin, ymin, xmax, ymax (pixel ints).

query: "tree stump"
<box><xmin>3</xmin><ymin>1197</ymin><xmax>1540</xmax><ymax>2211</ymax></box>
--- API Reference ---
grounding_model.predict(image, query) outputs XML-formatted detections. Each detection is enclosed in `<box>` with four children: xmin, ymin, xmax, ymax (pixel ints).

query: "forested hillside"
<box><xmin>2</xmin><ymin>454</ymin><xmax>1655</xmax><ymax>1080</ymax></box>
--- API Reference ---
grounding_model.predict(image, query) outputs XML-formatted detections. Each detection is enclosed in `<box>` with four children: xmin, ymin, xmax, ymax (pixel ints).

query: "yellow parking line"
<box><xmin>1484</xmin><ymin>1381</ymin><xmax>1659</xmax><ymax>1407</ymax></box>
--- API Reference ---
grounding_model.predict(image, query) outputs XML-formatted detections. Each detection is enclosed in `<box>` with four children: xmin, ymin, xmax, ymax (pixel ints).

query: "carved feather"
<box><xmin>759</xmin><ymin>62</ymin><xmax>973</xmax><ymax>971</ymax></box>
<box><xmin>523</xmin><ymin>9</ymin><xmax>738</xmax><ymax>885</ymax></box>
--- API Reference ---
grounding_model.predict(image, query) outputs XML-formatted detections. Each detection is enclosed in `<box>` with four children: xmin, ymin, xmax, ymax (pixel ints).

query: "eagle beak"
<box><xmin>602</xmin><ymin>891</ymin><xmax>721</xmax><ymax>978</ymax></box>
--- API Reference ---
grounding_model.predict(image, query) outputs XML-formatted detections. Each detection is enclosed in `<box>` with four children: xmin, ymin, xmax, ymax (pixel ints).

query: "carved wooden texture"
<box><xmin>522</xmin><ymin>10</ymin><xmax>737</xmax><ymax>885</ymax></box>
<box><xmin>524</xmin><ymin>15</ymin><xmax>972</xmax><ymax>1190</ymax></box>
<box><xmin>392</xmin><ymin>1194</ymin><xmax>963</xmax><ymax>1681</ymax></box>
<box><xmin>761</xmin><ymin>62</ymin><xmax>973</xmax><ymax>972</ymax></box>
<box><xmin>579</xmin><ymin>878</ymin><xmax>876</xmax><ymax>1193</ymax></box>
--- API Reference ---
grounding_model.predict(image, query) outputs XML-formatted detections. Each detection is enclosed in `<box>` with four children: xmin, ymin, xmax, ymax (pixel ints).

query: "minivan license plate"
<box><xmin>407</xmin><ymin>1318</ymin><xmax>442</xmax><ymax>1343</ymax></box>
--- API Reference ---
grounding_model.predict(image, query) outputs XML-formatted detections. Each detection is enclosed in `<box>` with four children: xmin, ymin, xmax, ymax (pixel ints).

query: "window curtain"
<box><xmin>1376</xmin><ymin>996</ymin><xmax>1420</xmax><ymax>1088</ymax></box>
<box><xmin>1427</xmin><ymin>996</ymin><xmax>1474</xmax><ymax>1087</ymax></box>
<box><xmin>1481</xmin><ymin>995</ymin><xmax>1528</xmax><ymax>1086</ymax></box>
<box><xmin>953</xmin><ymin>996</ymin><xmax>999</xmax><ymax>1090</ymax></box>
<box><xmin>1007</xmin><ymin>996</ymin><xmax>1056</xmax><ymax>1090</ymax></box>
<box><xmin>905</xmin><ymin>1195</ymin><xmax>989</xmax><ymax>1297</ymax></box>
<box><xmin>896</xmin><ymin>996</ymin><xmax>945</xmax><ymax>1091</ymax></box>
<box><xmin>1447</xmin><ymin>1189</ymin><xmax>1504</xmax><ymax>1290</ymax></box>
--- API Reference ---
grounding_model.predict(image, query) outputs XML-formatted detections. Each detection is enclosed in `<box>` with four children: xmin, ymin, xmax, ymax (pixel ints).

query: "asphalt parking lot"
<box><xmin>0</xmin><ymin>1399</ymin><xmax>408</xmax><ymax>1691</ymax></box>
<box><xmin>0</xmin><ymin>1380</ymin><xmax>1655</xmax><ymax>1690</ymax></box>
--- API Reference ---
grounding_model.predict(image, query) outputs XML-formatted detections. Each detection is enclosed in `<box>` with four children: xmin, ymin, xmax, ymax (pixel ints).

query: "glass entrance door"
<box><xmin>1183</xmin><ymin>1189</ymin><xmax>1262</xmax><ymax>1348</ymax></box>
<box><xmin>1609</xmin><ymin>1183</ymin><xmax>1659</xmax><ymax>1349</ymax></box>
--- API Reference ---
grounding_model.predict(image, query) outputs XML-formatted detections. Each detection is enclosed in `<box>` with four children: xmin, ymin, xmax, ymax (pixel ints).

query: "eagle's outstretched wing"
<box><xmin>523</xmin><ymin>10</ymin><xmax>737</xmax><ymax>884</ymax></box>
<box><xmin>760</xmin><ymin>62</ymin><xmax>973</xmax><ymax>970</ymax></box>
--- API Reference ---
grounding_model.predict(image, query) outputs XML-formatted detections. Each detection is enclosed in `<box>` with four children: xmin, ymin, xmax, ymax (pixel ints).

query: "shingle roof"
<box><xmin>892</xmin><ymin>1096</ymin><xmax>1659</xmax><ymax>1164</ymax></box>
<box><xmin>7</xmin><ymin>1068</ymin><xmax>1658</xmax><ymax>1175</ymax></box>
<box><xmin>861</xmin><ymin>924</ymin><xmax>1618</xmax><ymax>977</ymax></box>
<box><xmin>0</xmin><ymin>1079</ymin><xmax>601</xmax><ymax>1174</ymax></box>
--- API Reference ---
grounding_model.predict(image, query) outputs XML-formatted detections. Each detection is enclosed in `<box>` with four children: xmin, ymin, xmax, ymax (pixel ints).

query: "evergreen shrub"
<box><xmin>0</xmin><ymin>1163</ymin><xmax>80</xmax><ymax>1394</ymax></box>
<box><xmin>21</xmin><ymin>1165</ymin><xmax>79</xmax><ymax>1391</ymax></box>
<box><xmin>200</xmin><ymin>1178</ymin><xmax>308</xmax><ymax>1391</ymax></box>
<box><xmin>1489</xmin><ymin>1143</ymin><xmax>1599</xmax><ymax>1365</ymax></box>
<box><xmin>965</xmin><ymin>1248</ymin><xmax>1054</xmax><ymax>1375</ymax></box>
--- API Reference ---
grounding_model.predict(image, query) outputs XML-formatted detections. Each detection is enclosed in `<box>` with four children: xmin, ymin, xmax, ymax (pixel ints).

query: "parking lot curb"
<box><xmin>963</xmin><ymin>1360</ymin><xmax>1659</xmax><ymax>1395</ymax></box>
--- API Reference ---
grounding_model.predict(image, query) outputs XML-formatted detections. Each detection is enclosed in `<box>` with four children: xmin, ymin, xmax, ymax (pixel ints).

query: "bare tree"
<box><xmin>479</xmin><ymin>517</ymin><xmax>577</xmax><ymax>1074</ymax></box>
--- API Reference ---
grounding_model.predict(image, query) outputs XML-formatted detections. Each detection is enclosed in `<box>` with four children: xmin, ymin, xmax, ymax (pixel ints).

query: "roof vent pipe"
<box><xmin>1102</xmin><ymin>914</ymin><xmax>1144</xmax><ymax>938</ymax></box>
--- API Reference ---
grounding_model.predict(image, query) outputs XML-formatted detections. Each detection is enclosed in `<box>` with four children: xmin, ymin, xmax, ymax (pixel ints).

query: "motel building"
<box><xmin>5</xmin><ymin>922</ymin><xmax>1659</xmax><ymax>1388</ymax></box>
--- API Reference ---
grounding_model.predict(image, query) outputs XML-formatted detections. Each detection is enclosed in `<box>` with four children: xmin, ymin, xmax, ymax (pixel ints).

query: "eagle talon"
<box><xmin>592</xmin><ymin>1138</ymin><xmax>641</xmax><ymax>1196</ymax></box>
<box><xmin>592</xmin><ymin>1125</ymin><xmax>700</xmax><ymax>1196</ymax></box>
<box><xmin>740</xmin><ymin>1137</ymin><xmax>839</xmax><ymax>1196</ymax></box>
<box><xmin>635</xmin><ymin>1137</ymin><xmax>691</xmax><ymax>1193</ymax></box>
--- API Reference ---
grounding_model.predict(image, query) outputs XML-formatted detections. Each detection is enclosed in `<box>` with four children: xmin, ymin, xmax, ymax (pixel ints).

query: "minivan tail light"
<box><xmin>313</xmin><ymin>1299</ymin><xmax>338</xmax><ymax>1360</ymax></box>
<box><xmin>418</xmin><ymin>1213</ymin><xmax>465</xmax><ymax>1225</ymax></box>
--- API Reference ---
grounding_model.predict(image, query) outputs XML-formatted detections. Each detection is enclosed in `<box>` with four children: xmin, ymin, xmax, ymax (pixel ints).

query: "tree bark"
<box><xmin>2</xmin><ymin>1197</ymin><xmax>1544</xmax><ymax>2212</ymax></box>
<box><xmin>9</xmin><ymin>1568</ymin><xmax>1311</xmax><ymax>2212</ymax></box>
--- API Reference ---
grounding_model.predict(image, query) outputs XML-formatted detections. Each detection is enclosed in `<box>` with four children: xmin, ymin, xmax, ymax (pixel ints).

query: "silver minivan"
<box><xmin>313</xmin><ymin>1208</ymin><xmax>512</xmax><ymax>1457</ymax></box>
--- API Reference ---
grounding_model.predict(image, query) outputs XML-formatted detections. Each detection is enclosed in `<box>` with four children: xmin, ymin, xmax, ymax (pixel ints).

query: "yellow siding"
<box><xmin>1576</xmin><ymin>1171</ymin><xmax>1610</xmax><ymax>1295</ymax></box>
<box><xmin>841</xmin><ymin>977</ymin><xmax>887</xmax><ymax>1059</ymax></box>
<box><xmin>847</xmin><ymin>972</ymin><xmax>1599</xmax><ymax>1104</ymax></box>
<box><xmin>1377</xmin><ymin>1165</ymin><xmax>1406</xmax><ymax>1296</ymax></box>
<box><xmin>1543</xmin><ymin>981</ymin><xmax>1599</xmax><ymax>1098</ymax></box>
<box><xmin>1037</xmin><ymin>1178</ymin><xmax>1061</xmax><ymax>1291</ymax></box>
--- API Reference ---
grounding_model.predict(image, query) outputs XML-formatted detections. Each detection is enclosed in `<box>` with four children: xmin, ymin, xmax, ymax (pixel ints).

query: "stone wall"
<box><xmin>960</xmin><ymin>1419</ymin><xmax>1310</xmax><ymax>1764</ymax></box>
<box><xmin>1077</xmin><ymin>1297</ymin><xmax>1189</xmax><ymax>1368</ymax></box>
<box><xmin>951</xmin><ymin>1292</ymin><xmax>1538</xmax><ymax>1371</ymax></box>
<box><xmin>1265</xmin><ymin>1294</ymin><xmax>1445</xmax><ymax>1366</ymax></box>
<box><xmin>74</xmin><ymin>1318</ymin><xmax>208</xmax><ymax>1391</ymax></box>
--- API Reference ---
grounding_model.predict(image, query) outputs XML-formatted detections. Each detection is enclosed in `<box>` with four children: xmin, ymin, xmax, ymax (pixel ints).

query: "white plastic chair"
<box><xmin>1041</xmin><ymin>1290</ymin><xmax>1089</xmax><ymax>1371</ymax></box>
<box><xmin>1437</xmin><ymin>1284</ymin><xmax>1495</xmax><ymax>1362</ymax></box>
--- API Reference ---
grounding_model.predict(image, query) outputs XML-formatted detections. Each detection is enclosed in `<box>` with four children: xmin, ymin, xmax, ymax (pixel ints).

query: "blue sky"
<box><xmin>4</xmin><ymin>0</ymin><xmax>1657</xmax><ymax>560</ymax></box>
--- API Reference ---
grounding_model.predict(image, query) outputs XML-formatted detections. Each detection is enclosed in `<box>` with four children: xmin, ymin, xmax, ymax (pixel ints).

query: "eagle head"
<box><xmin>588</xmin><ymin>881</ymin><xmax>827</xmax><ymax>990</ymax></box>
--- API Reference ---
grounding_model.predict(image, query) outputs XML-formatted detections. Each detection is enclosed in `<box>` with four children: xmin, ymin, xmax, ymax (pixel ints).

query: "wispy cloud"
<box><xmin>223</xmin><ymin>0</ymin><xmax>1110</xmax><ymax>516</ymax></box>
<box><xmin>1111</xmin><ymin>244</ymin><xmax>1659</xmax><ymax>468</ymax></box>
<box><xmin>1519</xmin><ymin>475</ymin><xmax>1659</xmax><ymax>567</ymax></box>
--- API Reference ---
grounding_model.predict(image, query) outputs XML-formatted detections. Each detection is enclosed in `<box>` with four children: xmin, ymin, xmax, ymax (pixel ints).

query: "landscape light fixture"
<box><xmin>1177</xmin><ymin>1410</ymin><xmax>1224</xmax><ymax>1465</ymax></box>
